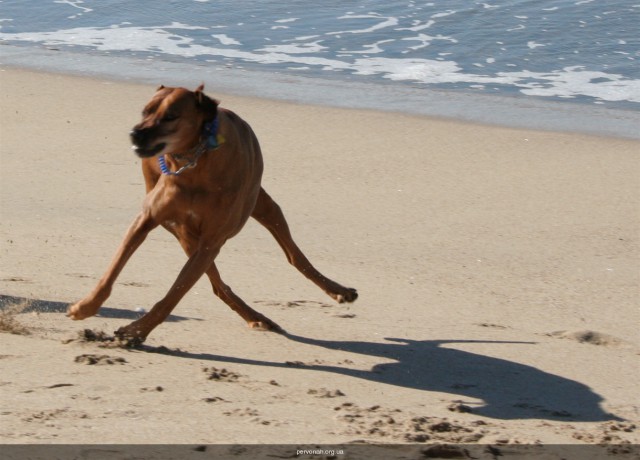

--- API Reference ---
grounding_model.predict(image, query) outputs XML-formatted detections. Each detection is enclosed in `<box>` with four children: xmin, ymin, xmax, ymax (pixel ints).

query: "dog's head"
<box><xmin>130</xmin><ymin>84</ymin><xmax>219</xmax><ymax>158</ymax></box>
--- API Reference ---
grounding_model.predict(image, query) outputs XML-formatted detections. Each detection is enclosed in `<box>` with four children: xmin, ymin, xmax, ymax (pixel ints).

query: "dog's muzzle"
<box><xmin>130</xmin><ymin>128</ymin><xmax>166</xmax><ymax>158</ymax></box>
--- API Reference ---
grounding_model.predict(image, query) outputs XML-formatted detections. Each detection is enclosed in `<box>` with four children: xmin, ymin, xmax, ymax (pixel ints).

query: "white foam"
<box><xmin>329</xmin><ymin>14</ymin><xmax>399</xmax><ymax>35</ymax></box>
<box><xmin>258</xmin><ymin>41</ymin><xmax>327</xmax><ymax>55</ymax></box>
<box><xmin>527</xmin><ymin>41</ymin><xmax>546</xmax><ymax>49</ymax></box>
<box><xmin>288</xmin><ymin>35</ymin><xmax>321</xmax><ymax>41</ymax></box>
<box><xmin>397</xmin><ymin>20</ymin><xmax>435</xmax><ymax>32</ymax></box>
<box><xmin>431</xmin><ymin>10</ymin><xmax>457</xmax><ymax>18</ymax></box>
<box><xmin>351</xmin><ymin>57</ymin><xmax>469</xmax><ymax>84</ymax></box>
<box><xmin>511</xmin><ymin>67</ymin><xmax>640</xmax><ymax>103</ymax></box>
<box><xmin>402</xmin><ymin>33</ymin><xmax>458</xmax><ymax>51</ymax></box>
<box><xmin>1</xmin><ymin>23</ymin><xmax>638</xmax><ymax>106</ymax></box>
<box><xmin>54</xmin><ymin>0</ymin><xmax>92</xmax><ymax>14</ymax></box>
<box><xmin>212</xmin><ymin>34</ymin><xmax>241</xmax><ymax>46</ymax></box>
<box><xmin>339</xmin><ymin>39</ymin><xmax>394</xmax><ymax>54</ymax></box>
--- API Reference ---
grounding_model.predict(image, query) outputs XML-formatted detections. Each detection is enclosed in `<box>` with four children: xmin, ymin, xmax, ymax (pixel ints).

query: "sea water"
<box><xmin>1</xmin><ymin>0</ymin><xmax>639</xmax><ymax>138</ymax></box>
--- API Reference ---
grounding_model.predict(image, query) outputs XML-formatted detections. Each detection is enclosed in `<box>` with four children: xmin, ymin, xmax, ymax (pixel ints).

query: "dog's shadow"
<box><xmin>1</xmin><ymin>294</ymin><xmax>619</xmax><ymax>422</ymax></box>
<box><xmin>145</xmin><ymin>331</ymin><xmax>620</xmax><ymax>422</ymax></box>
<box><xmin>0</xmin><ymin>294</ymin><xmax>195</xmax><ymax>322</ymax></box>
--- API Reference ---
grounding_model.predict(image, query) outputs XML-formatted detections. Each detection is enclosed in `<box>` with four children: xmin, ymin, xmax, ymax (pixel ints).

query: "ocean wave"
<box><xmin>1</xmin><ymin>0</ymin><xmax>638</xmax><ymax>109</ymax></box>
<box><xmin>2</xmin><ymin>21</ymin><xmax>638</xmax><ymax>105</ymax></box>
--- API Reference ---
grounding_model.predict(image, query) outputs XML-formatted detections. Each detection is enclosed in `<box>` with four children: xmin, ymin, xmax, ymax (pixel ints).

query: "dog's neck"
<box><xmin>159</xmin><ymin>116</ymin><xmax>224</xmax><ymax>176</ymax></box>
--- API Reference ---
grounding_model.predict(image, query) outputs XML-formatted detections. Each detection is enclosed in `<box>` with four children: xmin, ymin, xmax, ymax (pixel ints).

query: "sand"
<box><xmin>0</xmin><ymin>67</ymin><xmax>639</xmax><ymax>457</ymax></box>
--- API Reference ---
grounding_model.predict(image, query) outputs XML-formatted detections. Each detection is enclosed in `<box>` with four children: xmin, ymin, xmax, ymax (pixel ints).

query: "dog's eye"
<box><xmin>161</xmin><ymin>114</ymin><xmax>179</xmax><ymax>122</ymax></box>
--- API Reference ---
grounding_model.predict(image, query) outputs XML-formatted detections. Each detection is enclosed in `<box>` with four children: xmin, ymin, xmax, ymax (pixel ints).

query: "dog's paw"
<box><xmin>114</xmin><ymin>324</ymin><xmax>148</xmax><ymax>347</ymax></box>
<box><xmin>333</xmin><ymin>287</ymin><xmax>358</xmax><ymax>304</ymax></box>
<box><xmin>66</xmin><ymin>301</ymin><xmax>101</xmax><ymax>320</ymax></box>
<box><xmin>248</xmin><ymin>318</ymin><xmax>285</xmax><ymax>334</ymax></box>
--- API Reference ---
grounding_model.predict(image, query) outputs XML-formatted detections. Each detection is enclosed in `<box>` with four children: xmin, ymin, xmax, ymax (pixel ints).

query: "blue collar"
<box><xmin>158</xmin><ymin>116</ymin><xmax>222</xmax><ymax>176</ymax></box>
<box><xmin>203</xmin><ymin>117</ymin><xmax>220</xmax><ymax>149</ymax></box>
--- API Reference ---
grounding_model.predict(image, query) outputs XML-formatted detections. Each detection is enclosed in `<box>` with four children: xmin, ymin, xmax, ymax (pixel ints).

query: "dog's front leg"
<box><xmin>114</xmin><ymin>245</ymin><xmax>219</xmax><ymax>342</ymax></box>
<box><xmin>67</xmin><ymin>211</ymin><xmax>157</xmax><ymax>320</ymax></box>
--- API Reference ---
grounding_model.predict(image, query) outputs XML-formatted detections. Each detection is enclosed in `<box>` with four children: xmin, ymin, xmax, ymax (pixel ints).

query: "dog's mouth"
<box><xmin>132</xmin><ymin>142</ymin><xmax>166</xmax><ymax>158</ymax></box>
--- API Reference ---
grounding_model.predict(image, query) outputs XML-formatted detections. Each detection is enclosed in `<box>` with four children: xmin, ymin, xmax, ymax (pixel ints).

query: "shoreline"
<box><xmin>2</xmin><ymin>44</ymin><xmax>640</xmax><ymax>140</ymax></box>
<box><xmin>1</xmin><ymin>67</ymin><xmax>639</xmax><ymax>447</ymax></box>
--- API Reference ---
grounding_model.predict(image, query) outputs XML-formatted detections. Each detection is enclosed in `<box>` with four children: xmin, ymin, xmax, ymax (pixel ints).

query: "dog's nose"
<box><xmin>130</xmin><ymin>128</ymin><xmax>144</xmax><ymax>145</ymax></box>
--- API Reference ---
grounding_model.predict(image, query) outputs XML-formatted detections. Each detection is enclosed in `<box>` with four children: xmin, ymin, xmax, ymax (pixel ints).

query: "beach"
<box><xmin>0</xmin><ymin>67</ymin><xmax>639</xmax><ymax>456</ymax></box>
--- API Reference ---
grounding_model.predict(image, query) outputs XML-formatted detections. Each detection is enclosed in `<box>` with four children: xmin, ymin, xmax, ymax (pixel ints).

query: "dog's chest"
<box><xmin>163</xmin><ymin>213</ymin><xmax>199</xmax><ymax>241</ymax></box>
<box><xmin>149</xmin><ymin>182</ymin><xmax>214</xmax><ymax>234</ymax></box>
<box><xmin>164</xmin><ymin>208</ymin><xmax>199</xmax><ymax>225</ymax></box>
<box><xmin>163</xmin><ymin>196</ymin><xmax>207</xmax><ymax>234</ymax></box>
<box><xmin>147</xmin><ymin>171</ymin><xmax>253</xmax><ymax>241</ymax></box>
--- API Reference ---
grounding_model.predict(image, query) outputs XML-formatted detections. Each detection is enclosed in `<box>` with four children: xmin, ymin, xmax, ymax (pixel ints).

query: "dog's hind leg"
<box><xmin>67</xmin><ymin>211</ymin><xmax>158</xmax><ymax>320</ymax></box>
<box><xmin>205</xmin><ymin>263</ymin><xmax>283</xmax><ymax>332</ymax></box>
<box><xmin>251</xmin><ymin>188</ymin><xmax>358</xmax><ymax>303</ymax></box>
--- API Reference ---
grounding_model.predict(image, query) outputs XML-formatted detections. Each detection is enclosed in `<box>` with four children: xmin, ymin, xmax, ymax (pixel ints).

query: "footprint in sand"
<box><xmin>1</xmin><ymin>276</ymin><xmax>31</xmax><ymax>283</ymax></box>
<box><xmin>547</xmin><ymin>330</ymin><xmax>626</xmax><ymax>347</ymax></box>
<box><xmin>140</xmin><ymin>386</ymin><xmax>164</xmax><ymax>392</ymax></box>
<box><xmin>571</xmin><ymin>421</ymin><xmax>637</xmax><ymax>446</ymax></box>
<box><xmin>203</xmin><ymin>396</ymin><xmax>228</xmax><ymax>403</ymax></box>
<box><xmin>475</xmin><ymin>322</ymin><xmax>508</xmax><ymax>329</ymax></box>
<box><xmin>74</xmin><ymin>354</ymin><xmax>127</xmax><ymax>365</ymax></box>
<box><xmin>223</xmin><ymin>407</ymin><xmax>259</xmax><ymax>417</ymax></box>
<box><xmin>307</xmin><ymin>388</ymin><xmax>346</xmax><ymax>398</ymax></box>
<box><xmin>223</xmin><ymin>407</ymin><xmax>281</xmax><ymax>426</ymax></box>
<box><xmin>120</xmin><ymin>281</ymin><xmax>150</xmax><ymax>287</ymax></box>
<box><xmin>333</xmin><ymin>313</ymin><xmax>356</xmax><ymax>318</ymax></box>
<box><xmin>203</xmin><ymin>367</ymin><xmax>242</xmax><ymax>382</ymax></box>
<box><xmin>255</xmin><ymin>299</ymin><xmax>333</xmax><ymax>309</ymax></box>
<box><xmin>334</xmin><ymin>403</ymin><xmax>490</xmax><ymax>443</ymax></box>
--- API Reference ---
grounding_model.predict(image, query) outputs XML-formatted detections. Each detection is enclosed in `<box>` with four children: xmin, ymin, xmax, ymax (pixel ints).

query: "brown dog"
<box><xmin>67</xmin><ymin>84</ymin><xmax>357</xmax><ymax>342</ymax></box>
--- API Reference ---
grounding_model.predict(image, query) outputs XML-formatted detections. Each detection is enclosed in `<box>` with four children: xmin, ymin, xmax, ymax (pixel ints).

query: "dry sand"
<box><xmin>1</xmin><ymin>68</ymin><xmax>639</xmax><ymax>457</ymax></box>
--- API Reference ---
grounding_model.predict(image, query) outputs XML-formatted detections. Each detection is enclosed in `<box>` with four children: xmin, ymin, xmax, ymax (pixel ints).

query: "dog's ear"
<box><xmin>195</xmin><ymin>86</ymin><xmax>219</xmax><ymax>121</ymax></box>
<box><xmin>156</xmin><ymin>84</ymin><xmax>165</xmax><ymax>91</ymax></box>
